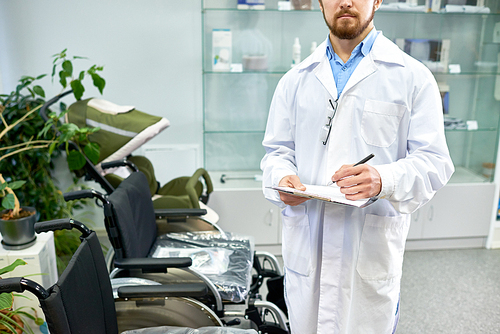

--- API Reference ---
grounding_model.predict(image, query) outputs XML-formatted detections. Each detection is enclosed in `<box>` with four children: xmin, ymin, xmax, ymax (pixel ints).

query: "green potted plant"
<box><xmin>0</xmin><ymin>49</ymin><xmax>105</xmax><ymax>264</ymax></box>
<box><xmin>40</xmin><ymin>48</ymin><xmax>104</xmax><ymax>171</ymax></box>
<box><xmin>0</xmin><ymin>178</ymin><xmax>37</xmax><ymax>249</ymax></box>
<box><xmin>0</xmin><ymin>77</ymin><xmax>52</xmax><ymax>249</ymax></box>
<box><xmin>0</xmin><ymin>259</ymin><xmax>44</xmax><ymax>334</ymax></box>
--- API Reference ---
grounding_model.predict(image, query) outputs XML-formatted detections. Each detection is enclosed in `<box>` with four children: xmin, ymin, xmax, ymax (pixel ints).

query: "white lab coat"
<box><xmin>261</xmin><ymin>33</ymin><xmax>454</xmax><ymax>334</ymax></box>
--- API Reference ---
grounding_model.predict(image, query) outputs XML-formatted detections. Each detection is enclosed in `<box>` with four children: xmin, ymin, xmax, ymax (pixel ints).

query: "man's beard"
<box><xmin>323</xmin><ymin>7</ymin><xmax>375</xmax><ymax>40</ymax></box>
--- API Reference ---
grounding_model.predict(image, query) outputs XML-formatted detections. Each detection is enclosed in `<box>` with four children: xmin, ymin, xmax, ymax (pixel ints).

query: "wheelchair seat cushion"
<box><xmin>150</xmin><ymin>232</ymin><xmax>255</xmax><ymax>303</ymax></box>
<box><xmin>122</xmin><ymin>326</ymin><xmax>258</xmax><ymax>333</ymax></box>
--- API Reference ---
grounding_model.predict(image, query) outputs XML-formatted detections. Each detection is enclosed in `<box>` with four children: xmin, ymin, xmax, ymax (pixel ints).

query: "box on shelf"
<box><xmin>395</xmin><ymin>38</ymin><xmax>450</xmax><ymax>73</ymax></box>
<box><xmin>212</xmin><ymin>29</ymin><xmax>232</xmax><ymax>72</ymax></box>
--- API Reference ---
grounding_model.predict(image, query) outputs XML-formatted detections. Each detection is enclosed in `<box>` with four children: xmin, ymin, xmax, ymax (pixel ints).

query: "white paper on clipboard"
<box><xmin>269</xmin><ymin>184</ymin><xmax>377</xmax><ymax>208</ymax></box>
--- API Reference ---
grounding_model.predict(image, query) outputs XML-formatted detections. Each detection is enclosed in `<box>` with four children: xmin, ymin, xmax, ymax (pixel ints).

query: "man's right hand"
<box><xmin>278</xmin><ymin>175</ymin><xmax>310</xmax><ymax>206</ymax></box>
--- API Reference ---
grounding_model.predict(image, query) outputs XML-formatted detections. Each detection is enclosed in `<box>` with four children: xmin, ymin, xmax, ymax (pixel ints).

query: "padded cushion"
<box><xmin>158</xmin><ymin>177</ymin><xmax>203</xmax><ymax>198</ymax></box>
<box><xmin>108</xmin><ymin>171</ymin><xmax>158</xmax><ymax>258</ymax></box>
<box><xmin>66</xmin><ymin>98</ymin><xmax>169</xmax><ymax>163</ymax></box>
<box><xmin>152</xmin><ymin>195</ymin><xmax>194</xmax><ymax>209</ymax></box>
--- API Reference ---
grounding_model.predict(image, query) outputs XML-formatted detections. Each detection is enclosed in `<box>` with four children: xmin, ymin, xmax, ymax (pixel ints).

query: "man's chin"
<box><xmin>333</xmin><ymin>29</ymin><xmax>360</xmax><ymax>40</ymax></box>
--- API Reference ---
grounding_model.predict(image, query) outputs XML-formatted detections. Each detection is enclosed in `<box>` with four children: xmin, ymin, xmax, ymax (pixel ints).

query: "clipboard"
<box><xmin>269</xmin><ymin>184</ymin><xmax>377</xmax><ymax>208</ymax></box>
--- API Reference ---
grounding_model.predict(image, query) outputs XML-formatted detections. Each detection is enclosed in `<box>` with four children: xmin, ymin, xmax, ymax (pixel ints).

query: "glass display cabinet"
<box><xmin>202</xmin><ymin>0</ymin><xmax>500</xmax><ymax>249</ymax></box>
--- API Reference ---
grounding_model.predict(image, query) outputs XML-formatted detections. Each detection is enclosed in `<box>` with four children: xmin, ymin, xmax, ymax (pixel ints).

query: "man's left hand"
<box><xmin>331</xmin><ymin>164</ymin><xmax>381</xmax><ymax>200</ymax></box>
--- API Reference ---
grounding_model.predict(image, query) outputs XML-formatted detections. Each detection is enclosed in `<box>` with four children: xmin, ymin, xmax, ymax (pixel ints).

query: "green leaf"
<box><xmin>67</xmin><ymin>150</ymin><xmax>86</xmax><ymax>170</ymax></box>
<box><xmin>1</xmin><ymin>194</ymin><xmax>16</xmax><ymax>210</ymax></box>
<box><xmin>60</xmin><ymin>48</ymin><xmax>67</xmax><ymax>58</ymax></box>
<box><xmin>0</xmin><ymin>259</ymin><xmax>27</xmax><ymax>276</ymax></box>
<box><xmin>84</xmin><ymin>142</ymin><xmax>100</xmax><ymax>164</ymax></box>
<box><xmin>49</xmin><ymin>141</ymin><xmax>57</xmax><ymax>155</ymax></box>
<box><xmin>60</xmin><ymin>101</ymin><xmax>67</xmax><ymax>112</ymax></box>
<box><xmin>79</xmin><ymin>70</ymin><xmax>85</xmax><ymax>81</ymax></box>
<box><xmin>59</xmin><ymin>122</ymin><xmax>79</xmax><ymax>133</ymax></box>
<box><xmin>36</xmin><ymin>74</ymin><xmax>47</xmax><ymax>80</ymax></box>
<box><xmin>0</xmin><ymin>183</ymin><xmax>6</xmax><ymax>191</ymax></box>
<box><xmin>33</xmin><ymin>85</ymin><xmax>45</xmax><ymax>98</ymax></box>
<box><xmin>59</xmin><ymin>70</ymin><xmax>68</xmax><ymax>87</ymax></box>
<box><xmin>27</xmin><ymin>87</ymin><xmax>35</xmax><ymax>98</ymax></box>
<box><xmin>7</xmin><ymin>181</ymin><xmax>26</xmax><ymax>190</ymax></box>
<box><xmin>87</xmin><ymin>64</ymin><xmax>96</xmax><ymax>74</ymax></box>
<box><xmin>0</xmin><ymin>316</ymin><xmax>18</xmax><ymax>334</ymax></box>
<box><xmin>89</xmin><ymin>126</ymin><xmax>101</xmax><ymax>133</ymax></box>
<box><xmin>38</xmin><ymin>121</ymin><xmax>54</xmax><ymax>139</ymax></box>
<box><xmin>62</xmin><ymin>60</ymin><xmax>73</xmax><ymax>77</ymax></box>
<box><xmin>20</xmin><ymin>75</ymin><xmax>35</xmax><ymax>81</ymax></box>
<box><xmin>70</xmin><ymin>79</ymin><xmax>85</xmax><ymax>100</ymax></box>
<box><xmin>91</xmin><ymin>73</ymin><xmax>106</xmax><ymax>94</ymax></box>
<box><xmin>0</xmin><ymin>293</ymin><xmax>13</xmax><ymax>311</ymax></box>
<box><xmin>73</xmin><ymin>55</ymin><xmax>88</xmax><ymax>59</ymax></box>
<box><xmin>52</xmin><ymin>64</ymin><xmax>57</xmax><ymax>79</ymax></box>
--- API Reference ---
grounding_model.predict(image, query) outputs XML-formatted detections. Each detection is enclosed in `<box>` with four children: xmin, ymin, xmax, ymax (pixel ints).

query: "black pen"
<box><xmin>353</xmin><ymin>153</ymin><xmax>375</xmax><ymax>167</ymax></box>
<box><xmin>327</xmin><ymin>153</ymin><xmax>375</xmax><ymax>185</ymax></box>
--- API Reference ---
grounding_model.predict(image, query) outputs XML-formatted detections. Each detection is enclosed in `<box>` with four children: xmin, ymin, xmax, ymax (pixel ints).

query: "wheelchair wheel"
<box><xmin>115</xmin><ymin>296</ymin><xmax>223</xmax><ymax>332</ymax></box>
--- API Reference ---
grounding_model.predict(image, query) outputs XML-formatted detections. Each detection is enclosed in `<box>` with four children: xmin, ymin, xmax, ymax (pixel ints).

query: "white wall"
<box><xmin>0</xmin><ymin>0</ymin><xmax>204</xmax><ymax>228</ymax></box>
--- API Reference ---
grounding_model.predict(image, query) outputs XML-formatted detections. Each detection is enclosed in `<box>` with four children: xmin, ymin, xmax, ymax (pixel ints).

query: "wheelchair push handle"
<box><xmin>35</xmin><ymin>219</ymin><xmax>73</xmax><ymax>233</ymax></box>
<box><xmin>0</xmin><ymin>277</ymin><xmax>50</xmax><ymax>300</ymax></box>
<box><xmin>0</xmin><ymin>277</ymin><xmax>24</xmax><ymax>293</ymax></box>
<box><xmin>35</xmin><ymin>218</ymin><xmax>91</xmax><ymax>238</ymax></box>
<box><xmin>63</xmin><ymin>188</ymin><xmax>108</xmax><ymax>205</ymax></box>
<box><xmin>101</xmin><ymin>159</ymin><xmax>139</xmax><ymax>172</ymax></box>
<box><xmin>63</xmin><ymin>189</ymin><xmax>95</xmax><ymax>201</ymax></box>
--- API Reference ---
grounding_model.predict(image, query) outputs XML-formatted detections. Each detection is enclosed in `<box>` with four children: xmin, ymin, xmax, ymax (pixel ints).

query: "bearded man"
<box><xmin>260</xmin><ymin>0</ymin><xmax>454</xmax><ymax>333</ymax></box>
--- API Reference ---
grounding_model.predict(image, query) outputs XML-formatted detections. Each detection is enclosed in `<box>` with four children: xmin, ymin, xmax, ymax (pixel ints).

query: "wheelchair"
<box><xmin>39</xmin><ymin>91</ymin><xmax>218</xmax><ymax>224</ymax></box>
<box><xmin>0</xmin><ymin>219</ymin><xmax>259</xmax><ymax>334</ymax></box>
<box><xmin>63</xmin><ymin>171</ymin><xmax>289</xmax><ymax>333</ymax></box>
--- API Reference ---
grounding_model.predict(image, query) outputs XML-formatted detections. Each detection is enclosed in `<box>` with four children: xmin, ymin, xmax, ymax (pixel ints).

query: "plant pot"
<box><xmin>0</xmin><ymin>207</ymin><xmax>37</xmax><ymax>250</ymax></box>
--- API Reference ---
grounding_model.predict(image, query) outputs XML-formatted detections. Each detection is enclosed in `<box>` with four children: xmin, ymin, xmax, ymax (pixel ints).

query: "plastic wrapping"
<box><xmin>122</xmin><ymin>326</ymin><xmax>258</xmax><ymax>334</ymax></box>
<box><xmin>150</xmin><ymin>232</ymin><xmax>254</xmax><ymax>302</ymax></box>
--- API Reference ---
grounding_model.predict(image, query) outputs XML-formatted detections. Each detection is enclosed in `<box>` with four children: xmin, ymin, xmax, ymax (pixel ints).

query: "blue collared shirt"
<box><xmin>326</xmin><ymin>28</ymin><xmax>380</xmax><ymax>98</ymax></box>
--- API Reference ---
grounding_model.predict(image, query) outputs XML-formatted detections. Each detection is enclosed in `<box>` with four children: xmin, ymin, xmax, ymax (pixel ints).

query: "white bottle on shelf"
<box><xmin>310</xmin><ymin>41</ymin><xmax>317</xmax><ymax>55</ymax></box>
<box><xmin>292</xmin><ymin>37</ymin><xmax>301</xmax><ymax>67</ymax></box>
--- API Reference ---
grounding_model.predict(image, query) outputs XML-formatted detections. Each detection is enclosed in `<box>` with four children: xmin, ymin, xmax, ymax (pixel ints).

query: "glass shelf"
<box><xmin>204</xmin><ymin>70</ymin><xmax>500</xmax><ymax>76</ymax></box>
<box><xmin>202</xmin><ymin>1</ymin><xmax>500</xmax><ymax>179</ymax></box>
<box><xmin>204</xmin><ymin>4</ymin><xmax>500</xmax><ymax>15</ymax></box>
<box><xmin>448</xmin><ymin>166</ymin><xmax>489</xmax><ymax>183</ymax></box>
<box><xmin>204</xmin><ymin>70</ymin><xmax>287</xmax><ymax>74</ymax></box>
<box><xmin>445</xmin><ymin>128</ymin><xmax>497</xmax><ymax>132</ymax></box>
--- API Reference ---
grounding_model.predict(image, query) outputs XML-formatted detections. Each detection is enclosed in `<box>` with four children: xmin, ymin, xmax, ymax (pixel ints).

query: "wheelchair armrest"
<box><xmin>117</xmin><ymin>283</ymin><xmax>207</xmax><ymax>299</ymax></box>
<box><xmin>154</xmin><ymin>208</ymin><xmax>207</xmax><ymax>218</ymax></box>
<box><xmin>113</xmin><ymin>257</ymin><xmax>192</xmax><ymax>273</ymax></box>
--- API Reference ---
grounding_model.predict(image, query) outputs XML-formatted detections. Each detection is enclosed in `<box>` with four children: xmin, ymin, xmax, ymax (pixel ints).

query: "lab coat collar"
<box><xmin>370</xmin><ymin>33</ymin><xmax>405</xmax><ymax>67</ymax></box>
<box><xmin>296</xmin><ymin>32</ymin><xmax>405</xmax><ymax>100</ymax></box>
<box><xmin>296</xmin><ymin>32</ymin><xmax>405</xmax><ymax>71</ymax></box>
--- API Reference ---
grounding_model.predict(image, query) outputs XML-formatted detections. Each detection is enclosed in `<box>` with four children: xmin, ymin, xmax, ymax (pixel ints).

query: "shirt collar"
<box><xmin>326</xmin><ymin>27</ymin><xmax>379</xmax><ymax>62</ymax></box>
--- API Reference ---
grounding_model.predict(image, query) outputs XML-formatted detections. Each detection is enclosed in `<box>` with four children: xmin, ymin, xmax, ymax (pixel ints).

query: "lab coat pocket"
<box><xmin>356</xmin><ymin>214</ymin><xmax>407</xmax><ymax>281</ymax></box>
<box><xmin>281</xmin><ymin>205</ymin><xmax>312</xmax><ymax>276</ymax></box>
<box><xmin>361</xmin><ymin>100</ymin><xmax>406</xmax><ymax>147</ymax></box>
